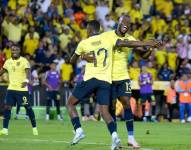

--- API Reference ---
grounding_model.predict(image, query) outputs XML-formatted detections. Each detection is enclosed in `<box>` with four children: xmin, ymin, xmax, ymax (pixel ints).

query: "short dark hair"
<box><xmin>87</xmin><ymin>20</ymin><xmax>100</xmax><ymax>33</ymax></box>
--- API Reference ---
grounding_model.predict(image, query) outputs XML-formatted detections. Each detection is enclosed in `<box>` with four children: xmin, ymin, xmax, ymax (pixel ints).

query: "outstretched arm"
<box><xmin>116</xmin><ymin>39</ymin><xmax>162</xmax><ymax>48</ymax></box>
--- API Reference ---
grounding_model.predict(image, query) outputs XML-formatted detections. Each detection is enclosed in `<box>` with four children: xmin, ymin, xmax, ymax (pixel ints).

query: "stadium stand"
<box><xmin>0</xmin><ymin>0</ymin><xmax>191</xmax><ymax>122</ymax></box>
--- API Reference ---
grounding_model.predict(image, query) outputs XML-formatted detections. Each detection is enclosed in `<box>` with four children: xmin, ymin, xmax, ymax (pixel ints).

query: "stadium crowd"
<box><xmin>0</xmin><ymin>0</ymin><xmax>191</xmax><ymax>122</ymax></box>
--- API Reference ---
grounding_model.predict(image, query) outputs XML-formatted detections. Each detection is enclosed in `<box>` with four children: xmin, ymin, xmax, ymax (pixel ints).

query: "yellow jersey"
<box><xmin>75</xmin><ymin>34</ymin><xmax>116</xmax><ymax>84</ymax></box>
<box><xmin>129</xmin><ymin>67</ymin><xmax>140</xmax><ymax>81</ymax></box>
<box><xmin>167</xmin><ymin>52</ymin><xmax>177</xmax><ymax>71</ymax></box>
<box><xmin>146</xmin><ymin>68</ymin><xmax>157</xmax><ymax>81</ymax></box>
<box><xmin>103</xmin><ymin>30</ymin><xmax>136</xmax><ymax>81</ymax></box>
<box><xmin>155</xmin><ymin>50</ymin><xmax>167</xmax><ymax>66</ymax></box>
<box><xmin>3</xmin><ymin>57</ymin><xmax>30</xmax><ymax>91</ymax></box>
<box><xmin>60</xmin><ymin>63</ymin><xmax>73</xmax><ymax>81</ymax></box>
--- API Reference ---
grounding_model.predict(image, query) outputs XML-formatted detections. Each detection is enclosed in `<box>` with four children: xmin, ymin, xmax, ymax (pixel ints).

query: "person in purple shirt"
<box><xmin>43</xmin><ymin>62</ymin><xmax>62</xmax><ymax>121</ymax></box>
<box><xmin>139</xmin><ymin>66</ymin><xmax>156</xmax><ymax>122</ymax></box>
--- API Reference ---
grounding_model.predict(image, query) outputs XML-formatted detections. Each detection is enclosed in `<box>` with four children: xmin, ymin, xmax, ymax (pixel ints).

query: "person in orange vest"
<box><xmin>176</xmin><ymin>74</ymin><xmax>191</xmax><ymax>123</ymax></box>
<box><xmin>164</xmin><ymin>80</ymin><xmax>178</xmax><ymax>122</ymax></box>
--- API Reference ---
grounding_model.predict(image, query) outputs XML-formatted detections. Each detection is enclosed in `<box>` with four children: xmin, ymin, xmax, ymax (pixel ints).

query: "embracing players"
<box><xmin>67</xmin><ymin>19</ymin><xmax>160</xmax><ymax>150</ymax></box>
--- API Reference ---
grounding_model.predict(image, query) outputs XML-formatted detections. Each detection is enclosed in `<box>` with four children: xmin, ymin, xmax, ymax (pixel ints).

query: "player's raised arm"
<box><xmin>115</xmin><ymin>39</ymin><xmax>162</xmax><ymax>48</ymax></box>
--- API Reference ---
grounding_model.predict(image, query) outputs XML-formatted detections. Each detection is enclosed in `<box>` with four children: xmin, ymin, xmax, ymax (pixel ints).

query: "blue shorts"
<box><xmin>46</xmin><ymin>91</ymin><xmax>60</xmax><ymax>101</ymax></box>
<box><xmin>5</xmin><ymin>90</ymin><xmax>30</xmax><ymax>106</ymax></box>
<box><xmin>111</xmin><ymin>79</ymin><xmax>131</xmax><ymax>100</ymax></box>
<box><xmin>72</xmin><ymin>78</ymin><xmax>111</xmax><ymax>105</ymax></box>
<box><xmin>140</xmin><ymin>93</ymin><xmax>154</xmax><ymax>103</ymax></box>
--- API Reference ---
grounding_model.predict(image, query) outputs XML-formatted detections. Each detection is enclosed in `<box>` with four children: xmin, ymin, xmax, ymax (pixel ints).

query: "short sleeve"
<box><xmin>23</xmin><ymin>58</ymin><xmax>30</xmax><ymax>69</ymax></box>
<box><xmin>75</xmin><ymin>41</ymin><xmax>84</xmax><ymax>55</ymax></box>
<box><xmin>3</xmin><ymin>60</ymin><xmax>8</xmax><ymax>70</ymax></box>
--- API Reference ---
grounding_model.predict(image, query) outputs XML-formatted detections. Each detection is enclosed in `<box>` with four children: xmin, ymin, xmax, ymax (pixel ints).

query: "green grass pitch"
<box><xmin>0</xmin><ymin>119</ymin><xmax>191</xmax><ymax>150</ymax></box>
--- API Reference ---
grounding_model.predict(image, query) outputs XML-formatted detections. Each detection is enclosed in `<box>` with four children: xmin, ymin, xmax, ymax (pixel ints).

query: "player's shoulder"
<box><xmin>5</xmin><ymin>58</ymin><xmax>12</xmax><ymax>63</ymax></box>
<box><xmin>20</xmin><ymin>56</ymin><xmax>28</xmax><ymax>62</ymax></box>
<box><xmin>101</xmin><ymin>30</ymin><xmax>115</xmax><ymax>37</ymax></box>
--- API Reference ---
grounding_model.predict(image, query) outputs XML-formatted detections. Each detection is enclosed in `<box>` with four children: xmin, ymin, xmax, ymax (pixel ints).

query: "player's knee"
<box><xmin>67</xmin><ymin>96</ymin><xmax>79</xmax><ymax>106</ymax></box>
<box><xmin>120</xmin><ymin>98</ymin><xmax>131</xmax><ymax>109</ymax></box>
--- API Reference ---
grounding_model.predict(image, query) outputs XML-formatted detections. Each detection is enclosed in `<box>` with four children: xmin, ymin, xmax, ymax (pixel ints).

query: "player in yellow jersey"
<box><xmin>102</xmin><ymin>15</ymin><xmax>161</xmax><ymax>149</ymax></box>
<box><xmin>0</xmin><ymin>43</ymin><xmax>38</xmax><ymax>136</ymax></box>
<box><xmin>67</xmin><ymin>20</ymin><xmax>122</xmax><ymax>150</ymax></box>
<box><xmin>67</xmin><ymin>20</ymin><xmax>160</xmax><ymax>150</ymax></box>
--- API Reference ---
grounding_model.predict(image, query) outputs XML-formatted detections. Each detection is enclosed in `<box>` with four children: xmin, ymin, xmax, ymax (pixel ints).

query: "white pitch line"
<box><xmin>0</xmin><ymin>138</ymin><xmax>154</xmax><ymax>150</ymax></box>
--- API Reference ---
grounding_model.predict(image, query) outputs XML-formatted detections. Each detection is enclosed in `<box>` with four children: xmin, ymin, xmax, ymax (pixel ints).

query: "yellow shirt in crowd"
<box><xmin>7</xmin><ymin>23</ymin><xmax>22</xmax><ymax>42</ymax></box>
<box><xmin>23</xmin><ymin>38</ymin><xmax>39</xmax><ymax>55</ymax></box>
<box><xmin>129</xmin><ymin>67</ymin><xmax>141</xmax><ymax>81</ymax></box>
<box><xmin>155</xmin><ymin>50</ymin><xmax>167</xmax><ymax>67</ymax></box>
<box><xmin>167</xmin><ymin>52</ymin><xmax>178</xmax><ymax>71</ymax></box>
<box><xmin>147</xmin><ymin>68</ymin><xmax>157</xmax><ymax>81</ymax></box>
<box><xmin>60</xmin><ymin>63</ymin><xmax>73</xmax><ymax>82</ymax></box>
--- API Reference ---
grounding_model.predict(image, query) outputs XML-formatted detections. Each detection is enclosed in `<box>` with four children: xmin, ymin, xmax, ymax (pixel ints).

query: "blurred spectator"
<box><xmin>176</xmin><ymin>74</ymin><xmax>191</xmax><ymax>123</ymax></box>
<box><xmin>60</xmin><ymin>56</ymin><xmax>73</xmax><ymax>83</ymax></box>
<box><xmin>176</xmin><ymin>36</ymin><xmax>189</xmax><ymax>71</ymax></box>
<box><xmin>59</xmin><ymin>26</ymin><xmax>72</xmax><ymax>52</ymax></box>
<box><xmin>7</xmin><ymin>15</ymin><xmax>22</xmax><ymax>43</ymax></box>
<box><xmin>146</xmin><ymin>62</ymin><xmax>157</xmax><ymax>81</ymax></box>
<box><xmin>0</xmin><ymin>49</ymin><xmax>6</xmax><ymax>69</ymax></box>
<box><xmin>31</xmin><ymin>65</ymin><xmax>41</xmax><ymax>106</ymax></box>
<box><xmin>129</xmin><ymin>61</ymin><xmax>140</xmax><ymax>81</ymax></box>
<box><xmin>81</xmin><ymin>0</ymin><xmax>95</xmax><ymax>20</ymax></box>
<box><xmin>139</xmin><ymin>66</ymin><xmax>156</xmax><ymax>122</ymax></box>
<box><xmin>43</xmin><ymin>62</ymin><xmax>62</xmax><ymax>121</ymax></box>
<box><xmin>102</xmin><ymin>14</ymin><xmax>115</xmax><ymax>31</ymax></box>
<box><xmin>164</xmin><ymin>80</ymin><xmax>178</xmax><ymax>122</ymax></box>
<box><xmin>155</xmin><ymin>47</ymin><xmax>167</xmax><ymax>68</ymax></box>
<box><xmin>177</xmin><ymin>59</ymin><xmax>190</xmax><ymax>79</ymax></box>
<box><xmin>129</xmin><ymin>3</ymin><xmax>143</xmax><ymax>24</ymax></box>
<box><xmin>23</xmin><ymin>30</ymin><xmax>39</xmax><ymax>55</ymax></box>
<box><xmin>141</xmin><ymin>0</ymin><xmax>153</xmax><ymax>18</ymax></box>
<box><xmin>167</xmin><ymin>47</ymin><xmax>178</xmax><ymax>71</ymax></box>
<box><xmin>95</xmin><ymin>0</ymin><xmax>110</xmax><ymax>22</ymax></box>
<box><xmin>158</xmin><ymin>63</ymin><xmax>174</xmax><ymax>81</ymax></box>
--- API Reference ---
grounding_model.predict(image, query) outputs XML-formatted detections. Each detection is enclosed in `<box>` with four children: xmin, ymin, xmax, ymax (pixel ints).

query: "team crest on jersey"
<box><xmin>16</xmin><ymin>62</ymin><xmax>20</xmax><ymax>66</ymax></box>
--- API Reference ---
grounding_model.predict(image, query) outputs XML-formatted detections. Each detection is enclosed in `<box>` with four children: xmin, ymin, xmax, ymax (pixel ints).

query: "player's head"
<box><xmin>50</xmin><ymin>62</ymin><xmax>57</xmax><ymax>71</ymax></box>
<box><xmin>87</xmin><ymin>20</ymin><xmax>100</xmax><ymax>37</ymax></box>
<box><xmin>11</xmin><ymin>43</ymin><xmax>21</xmax><ymax>59</ymax></box>
<box><xmin>117</xmin><ymin>15</ymin><xmax>131</xmax><ymax>34</ymax></box>
<box><xmin>141</xmin><ymin>65</ymin><xmax>147</xmax><ymax>73</ymax></box>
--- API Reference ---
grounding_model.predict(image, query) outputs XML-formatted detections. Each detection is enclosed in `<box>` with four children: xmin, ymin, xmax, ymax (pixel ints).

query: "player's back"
<box><xmin>76</xmin><ymin>34</ymin><xmax>113</xmax><ymax>83</ymax></box>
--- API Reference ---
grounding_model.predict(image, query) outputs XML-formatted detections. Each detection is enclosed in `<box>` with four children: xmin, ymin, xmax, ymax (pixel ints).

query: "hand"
<box><xmin>81</xmin><ymin>53</ymin><xmax>95</xmax><ymax>63</ymax></box>
<box><xmin>21</xmin><ymin>82</ymin><xmax>28</xmax><ymax>88</ymax></box>
<box><xmin>147</xmin><ymin>39</ymin><xmax>163</xmax><ymax>48</ymax></box>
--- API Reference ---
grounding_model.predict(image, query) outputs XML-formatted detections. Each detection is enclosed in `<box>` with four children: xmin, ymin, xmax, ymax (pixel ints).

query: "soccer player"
<box><xmin>67</xmin><ymin>20</ymin><xmax>159</xmax><ymax>150</ymax></box>
<box><xmin>43</xmin><ymin>62</ymin><xmax>62</xmax><ymax>121</ymax></box>
<box><xmin>67</xmin><ymin>20</ymin><xmax>121</xmax><ymax>150</ymax></box>
<box><xmin>102</xmin><ymin>15</ymin><xmax>160</xmax><ymax>148</ymax></box>
<box><xmin>0</xmin><ymin>43</ymin><xmax>38</xmax><ymax>136</ymax></box>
